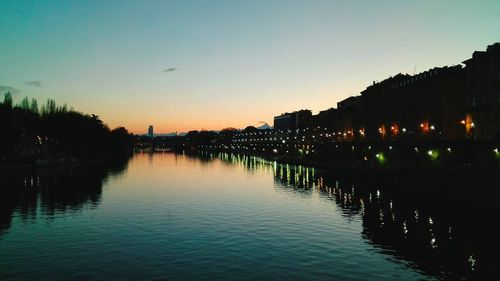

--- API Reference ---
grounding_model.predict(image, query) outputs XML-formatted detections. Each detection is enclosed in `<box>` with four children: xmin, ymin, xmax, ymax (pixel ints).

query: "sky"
<box><xmin>1</xmin><ymin>0</ymin><xmax>499</xmax><ymax>134</ymax></box>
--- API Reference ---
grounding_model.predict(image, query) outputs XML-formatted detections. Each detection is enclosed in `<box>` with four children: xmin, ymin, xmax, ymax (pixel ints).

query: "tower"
<box><xmin>148</xmin><ymin>125</ymin><xmax>154</xmax><ymax>137</ymax></box>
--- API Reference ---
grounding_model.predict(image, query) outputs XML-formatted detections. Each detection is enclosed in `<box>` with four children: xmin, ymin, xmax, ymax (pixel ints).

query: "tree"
<box><xmin>41</xmin><ymin>99</ymin><xmax>57</xmax><ymax>115</ymax></box>
<box><xmin>30</xmin><ymin>98</ymin><xmax>39</xmax><ymax>114</ymax></box>
<box><xmin>243</xmin><ymin>126</ymin><xmax>258</xmax><ymax>133</ymax></box>
<box><xmin>20</xmin><ymin>97</ymin><xmax>30</xmax><ymax>110</ymax></box>
<box><xmin>3</xmin><ymin>92</ymin><xmax>13</xmax><ymax>109</ymax></box>
<box><xmin>220</xmin><ymin>127</ymin><xmax>238</xmax><ymax>136</ymax></box>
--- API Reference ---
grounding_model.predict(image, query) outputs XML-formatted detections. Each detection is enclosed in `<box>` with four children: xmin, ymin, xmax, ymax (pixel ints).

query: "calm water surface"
<box><xmin>0</xmin><ymin>152</ymin><xmax>498</xmax><ymax>280</ymax></box>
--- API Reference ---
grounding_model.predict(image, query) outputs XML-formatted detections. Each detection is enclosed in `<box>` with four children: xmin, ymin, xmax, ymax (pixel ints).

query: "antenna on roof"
<box><xmin>413</xmin><ymin>65</ymin><xmax>417</xmax><ymax>75</ymax></box>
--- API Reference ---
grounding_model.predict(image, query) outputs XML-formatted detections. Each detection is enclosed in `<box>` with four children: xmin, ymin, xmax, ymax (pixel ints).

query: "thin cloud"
<box><xmin>0</xmin><ymin>85</ymin><xmax>20</xmax><ymax>95</ymax></box>
<box><xmin>162</xmin><ymin>67</ymin><xmax>177</xmax><ymax>73</ymax></box>
<box><xmin>26</xmin><ymin>81</ymin><xmax>42</xmax><ymax>87</ymax></box>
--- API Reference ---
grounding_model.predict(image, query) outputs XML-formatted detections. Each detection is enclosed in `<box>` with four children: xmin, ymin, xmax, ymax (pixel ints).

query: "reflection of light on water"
<box><xmin>468</xmin><ymin>255</ymin><xmax>476</xmax><ymax>271</ymax></box>
<box><xmin>429</xmin><ymin>216</ymin><xmax>437</xmax><ymax>249</ymax></box>
<box><xmin>430</xmin><ymin>237</ymin><xmax>437</xmax><ymax>249</ymax></box>
<box><xmin>24</xmin><ymin>176</ymin><xmax>41</xmax><ymax>189</ymax></box>
<box><xmin>201</xmin><ymin>152</ymin><xmax>490</xmax><ymax>279</ymax></box>
<box><xmin>286</xmin><ymin>164</ymin><xmax>290</xmax><ymax>184</ymax></box>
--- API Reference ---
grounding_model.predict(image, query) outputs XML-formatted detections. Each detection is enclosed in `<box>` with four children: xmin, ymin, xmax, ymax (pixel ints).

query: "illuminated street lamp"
<box><xmin>462</xmin><ymin>114</ymin><xmax>474</xmax><ymax>138</ymax></box>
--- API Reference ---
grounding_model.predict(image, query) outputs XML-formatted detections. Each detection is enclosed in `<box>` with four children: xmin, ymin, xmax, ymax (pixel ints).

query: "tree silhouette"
<box><xmin>0</xmin><ymin>93</ymin><xmax>134</xmax><ymax>165</ymax></box>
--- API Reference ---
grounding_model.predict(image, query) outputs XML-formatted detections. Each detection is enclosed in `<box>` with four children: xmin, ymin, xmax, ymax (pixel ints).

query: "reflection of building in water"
<box><xmin>211</xmin><ymin>151</ymin><xmax>495</xmax><ymax>280</ymax></box>
<box><xmin>294</xmin><ymin>173</ymin><xmax>495</xmax><ymax>280</ymax></box>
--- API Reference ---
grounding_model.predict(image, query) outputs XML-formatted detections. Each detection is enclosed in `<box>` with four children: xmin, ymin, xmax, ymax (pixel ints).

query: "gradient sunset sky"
<box><xmin>1</xmin><ymin>0</ymin><xmax>499</xmax><ymax>134</ymax></box>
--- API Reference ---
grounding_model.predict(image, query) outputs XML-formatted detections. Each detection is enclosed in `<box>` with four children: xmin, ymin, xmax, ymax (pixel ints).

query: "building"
<box><xmin>295</xmin><ymin>109</ymin><xmax>313</xmax><ymax>130</ymax></box>
<box><xmin>315</xmin><ymin>108</ymin><xmax>338</xmax><ymax>130</ymax></box>
<box><xmin>273</xmin><ymin>110</ymin><xmax>312</xmax><ymax>131</ymax></box>
<box><xmin>463</xmin><ymin>42</ymin><xmax>500</xmax><ymax>139</ymax></box>
<box><xmin>148</xmin><ymin>125</ymin><xmax>154</xmax><ymax>137</ymax></box>
<box><xmin>272</xmin><ymin>43</ymin><xmax>498</xmax><ymax>141</ymax></box>
<box><xmin>274</xmin><ymin>114</ymin><xmax>293</xmax><ymax>131</ymax></box>
<box><xmin>335</xmin><ymin>96</ymin><xmax>362</xmax><ymax>141</ymax></box>
<box><xmin>360</xmin><ymin>66</ymin><xmax>465</xmax><ymax>141</ymax></box>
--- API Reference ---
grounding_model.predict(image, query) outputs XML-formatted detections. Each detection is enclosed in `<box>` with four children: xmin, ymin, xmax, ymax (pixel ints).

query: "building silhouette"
<box><xmin>463</xmin><ymin>43</ymin><xmax>500</xmax><ymax>139</ymax></box>
<box><xmin>274</xmin><ymin>110</ymin><xmax>312</xmax><ymax>131</ymax></box>
<box><xmin>148</xmin><ymin>125</ymin><xmax>154</xmax><ymax>137</ymax></box>
<box><xmin>194</xmin><ymin>43</ymin><xmax>500</xmax><ymax>146</ymax></box>
<box><xmin>360</xmin><ymin>65</ymin><xmax>465</xmax><ymax>141</ymax></box>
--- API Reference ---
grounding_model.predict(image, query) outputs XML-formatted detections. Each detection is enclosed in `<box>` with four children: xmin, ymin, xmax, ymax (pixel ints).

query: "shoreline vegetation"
<box><xmin>0</xmin><ymin>93</ymin><xmax>134</xmax><ymax>174</ymax></box>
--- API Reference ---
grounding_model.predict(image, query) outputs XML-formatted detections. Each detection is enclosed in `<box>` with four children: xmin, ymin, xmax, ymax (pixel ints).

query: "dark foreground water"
<box><xmin>1</xmin><ymin>152</ymin><xmax>499</xmax><ymax>280</ymax></box>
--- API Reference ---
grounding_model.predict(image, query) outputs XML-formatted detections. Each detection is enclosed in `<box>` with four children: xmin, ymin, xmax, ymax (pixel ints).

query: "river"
<box><xmin>0</xmin><ymin>152</ymin><xmax>498</xmax><ymax>280</ymax></box>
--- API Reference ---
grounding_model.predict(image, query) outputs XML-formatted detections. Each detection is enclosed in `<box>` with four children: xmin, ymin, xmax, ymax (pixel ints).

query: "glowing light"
<box><xmin>460</xmin><ymin>120</ymin><xmax>466</xmax><ymax>124</ymax></box>
<box><xmin>494</xmin><ymin>148</ymin><xmax>500</xmax><ymax>159</ymax></box>
<box><xmin>402</xmin><ymin>128</ymin><xmax>407</xmax><ymax>133</ymax></box>
<box><xmin>375</xmin><ymin>153</ymin><xmax>386</xmax><ymax>164</ymax></box>
<box><xmin>427</xmin><ymin>150</ymin><xmax>439</xmax><ymax>160</ymax></box>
